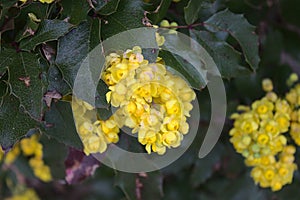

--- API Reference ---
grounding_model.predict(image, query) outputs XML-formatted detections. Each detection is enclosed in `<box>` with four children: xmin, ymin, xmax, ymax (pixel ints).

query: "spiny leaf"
<box><xmin>204</xmin><ymin>9</ymin><xmax>260</xmax><ymax>70</ymax></box>
<box><xmin>0</xmin><ymin>94</ymin><xmax>38</xmax><ymax>150</ymax></box>
<box><xmin>43</xmin><ymin>101</ymin><xmax>83</xmax><ymax>149</ymax></box>
<box><xmin>19</xmin><ymin>19</ymin><xmax>73</xmax><ymax>51</ymax></box>
<box><xmin>190</xmin><ymin>30</ymin><xmax>251</xmax><ymax>78</ymax></box>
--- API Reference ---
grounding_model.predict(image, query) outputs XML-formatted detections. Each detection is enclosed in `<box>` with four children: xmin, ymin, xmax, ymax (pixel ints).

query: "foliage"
<box><xmin>0</xmin><ymin>0</ymin><xmax>299</xmax><ymax>199</ymax></box>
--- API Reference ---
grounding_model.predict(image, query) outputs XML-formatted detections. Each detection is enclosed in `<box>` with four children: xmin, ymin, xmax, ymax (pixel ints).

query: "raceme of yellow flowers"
<box><xmin>229</xmin><ymin>74</ymin><xmax>300</xmax><ymax>191</ymax></box>
<box><xmin>0</xmin><ymin>134</ymin><xmax>52</xmax><ymax>182</ymax></box>
<box><xmin>19</xmin><ymin>0</ymin><xmax>54</xmax><ymax>3</ymax></box>
<box><xmin>73</xmin><ymin>46</ymin><xmax>196</xmax><ymax>156</ymax></box>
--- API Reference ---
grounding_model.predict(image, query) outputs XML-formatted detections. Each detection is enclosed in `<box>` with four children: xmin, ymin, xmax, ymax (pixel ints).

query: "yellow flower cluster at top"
<box><xmin>0</xmin><ymin>134</ymin><xmax>52</xmax><ymax>182</ymax></box>
<box><xmin>19</xmin><ymin>0</ymin><xmax>54</xmax><ymax>3</ymax></box>
<box><xmin>74</xmin><ymin>46</ymin><xmax>195</xmax><ymax>155</ymax></box>
<box><xmin>229</xmin><ymin>74</ymin><xmax>300</xmax><ymax>191</ymax></box>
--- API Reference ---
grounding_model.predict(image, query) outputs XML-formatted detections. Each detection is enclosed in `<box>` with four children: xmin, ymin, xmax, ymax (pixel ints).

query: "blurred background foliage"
<box><xmin>0</xmin><ymin>0</ymin><xmax>300</xmax><ymax>199</ymax></box>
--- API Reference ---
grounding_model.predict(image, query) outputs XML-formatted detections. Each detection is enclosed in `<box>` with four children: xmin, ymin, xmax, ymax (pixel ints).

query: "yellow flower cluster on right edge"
<box><xmin>229</xmin><ymin>75</ymin><xmax>300</xmax><ymax>191</ymax></box>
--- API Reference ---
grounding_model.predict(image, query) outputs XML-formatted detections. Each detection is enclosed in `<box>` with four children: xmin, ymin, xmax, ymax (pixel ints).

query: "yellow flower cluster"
<box><xmin>73</xmin><ymin>98</ymin><xmax>120</xmax><ymax>155</ymax></box>
<box><xmin>230</xmin><ymin>76</ymin><xmax>300</xmax><ymax>191</ymax></box>
<box><xmin>285</xmin><ymin>83</ymin><xmax>300</xmax><ymax>145</ymax></box>
<box><xmin>103</xmin><ymin>46</ymin><xmax>195</xmax><ymax>154</ymax></box>
<box><xmin>6</xmin><ymin>187</ymin><xmax>40</xmax><ymax>200</ymax></box>
<box><xmin>19</xmin><ymin>0</ymin><xmax>54</xmax><ymax>4</ymax></box>
<box><xmin>75</xmin><ymin>46</ymin><xmax>195</xmax><ymax>155</ymax></box>
<box><xmin>251</xmin><ymin>145</ymin><xmax>296</xmax><ymax>191</ymax></box>
<box><xmin>0</xmin><ymin>134</ymin><xmax>52</xmax><ymax>182</ymax></box>
<box><xmin>21</xmin><ymin>134</ymin><xmax>52</xmax><ymax>182</ymax></box>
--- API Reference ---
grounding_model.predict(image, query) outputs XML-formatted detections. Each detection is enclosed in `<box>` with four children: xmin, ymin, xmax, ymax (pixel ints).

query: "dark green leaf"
<box><xmin>0</xmin><ymin>80</ymin><xmax>8</xmax><ymax>98</ymax></box>
<box><xmin>43</xmin><ymin>101</ymin><xmax>83</xmax><ymax>149</ymax></box>
<box><xmin>0</xmin><ymin>49</ymin><xmax>45</xmax><ymax>119</ymax></box>
<box><xmin>0</xmin><ymin>95</ymin><xmax>38</xmax><ymax>150</ymax></box>
<box><xmin>47</xmin><ymin>65</ymin><xmax>71</xmax><ymax>96</ymax></box>
<box><xmin>8</xmin><ymin>51</ymin><xmax>46</xmax><ymax>120</ymax></box>
<box><xmin>148</xmin><ymin>0</ymin><xmax>172</xmax><ymax>24</ymax></box>
<box><xmin>89</xmin><ymin>18</ymin><xmax>101</xmax><ymax>51</ymax></box>
<box><xmin>159</xmin><ymin>50</ymin><xmax>206</xmax><ymax>89</ymax></box>
<box><xmin>204</xmin><ymin>9</ymin><xmax>260</xmax><ymax>70</ymax></box>
<box><xmin>97</xmin><ymin>0</ymin><xmax>120</xmax><ymax>15</ymax></box>
<box><xmin>41</xmin><ymin>135</ymin><xmax>68</xmax><ymax>179</ymax></box>
<box><xmin>60</xmin><ymin>0</ymin><xmax>90</xmax><ymax>25</ymax></box>
<box><xmin>184</xmin><ymin>0</ymin><xmax>225</xmax><ymax>24</ymax></box>
<box><xmin>190</xmin><ymin>30</ymin><xmax>251</xmax><ymax>78</ymax></box>
<box><xmin>190</xmin><ymin>143</ymin><xmax>224</xmax><ymax>187</ymax></box>
<box><xmin>55</xmin><ymin>20</ymin><xmax>95</xmax><ymax>87</ymax></box>
<box><xmin>115</xmin><ymin>171</ymin><xmax>163</xmax><ymax>200</ymax></box>
<box><xmin>142</xmin><ymin>48</ymin><xmax>159</xmax><ymax>63</ymax></box>
<box><xmin>19</xmin><ymin>19</ymin><xmax>73</xmax><ymax>51</ymax></box>
<box><xmin>101</xmin><ymin>0</ymin><xmax>146</xmax><ymax>40</ymax></box>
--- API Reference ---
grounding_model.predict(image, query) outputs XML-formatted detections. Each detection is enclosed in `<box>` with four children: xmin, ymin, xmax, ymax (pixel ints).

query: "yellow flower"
<box><xmin>262</xmin><ymin>78</ymin><xmax>273</xmax><ymax>92</ymax></box>
<box><xmin>274</xmin><ymin>113</ymin><xmax>290</xmax><ymax>132</ymax></box>
<box><xmin>20</xmin><ymin>135</ymin><xmax>39</xmax><ymax>156</ymax></box>
<box><xmin>33</xmin><ymin>165</ymin><xmax>52</xmax><ymax>182</ymax></box>
<box><xmin>83</xmin><ymin>135</ymin><xmax>107</xmax><ymax>155</ymax></box>
<box><xmin>252</xmin><ymin>98</ymin><xmax>274</xmax><ymax>118</ymax></box>
<box><xmin>4</xmin><ymin>146</ymin><xmax>20</xmax><ymax>165</ymax></box>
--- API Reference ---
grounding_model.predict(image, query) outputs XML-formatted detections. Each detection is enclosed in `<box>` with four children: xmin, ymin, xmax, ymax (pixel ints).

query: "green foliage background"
<box><xmin>0</xmin><ymin>0</ymin><xmax>300</xmax><ymax>199</ymax></box>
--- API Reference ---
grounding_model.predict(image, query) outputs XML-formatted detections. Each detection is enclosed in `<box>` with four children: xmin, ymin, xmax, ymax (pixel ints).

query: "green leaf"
<box><xmin>159</xmin><ymin>50</ymin><xmax>206</xmax><ymax>89</ymax></box>
<box><xmin>190</xmin><ymin>143</ymin><xmax>224</xmax><ymax>187</ymax></box>
<box><xmin>43</xmin><ymin>101</ymin><xmax>83</xmax><ymax>149</ymax></box>
<box><xmin>47</xmin><ymin>65</ymin><xmax>71</xmax><ymax>96</ymax></box>
<box><xmin>148</xmin><ymin>0</ymin><xmax>172</xmax><ymax>24</ymax></box>
<box><xmin>184</xmin><ymin>0</ymin><xmax>224</xmax><ymax>24</ymax></box>
<box><xmin>101</xmin><ymin>0</ymin><xmax>146</xmax><ymax>40</ymax></box>
<box><xmin>0</xmin><ymin>80</ymin><xmax>8</xmax><ymax>98</ymax></box>
<box><xmin>41</xmin><ymin>135</ymin><xmax>68</xmax><ymax>179</ymax></box>
<box><xmin>0</xmin><ymin>95</ymin><xmax>38</xmax><ymax>149</ymax></box>
<box><xmin>96</xmin><ymin>0</ymin><xmax>121</xmax><ymax>15</ymax></box>
<box><xmin>115</xmin><ymin>171</ymin><xmax>163</xmax><ymax>200</ymax></box>
<box><xmin>60</xmin><ymin>0</ymin><xmax>90</xmax><ymax>25</ymax></box>
<box><xmin>55</xmin><ymin>20</ymin><xmax>97</xmax><ymax>87</ymax></box>
<box><xmin>190</xmin><ymin>30</ymin><xmax>251</xmax><ymax>78</ymax></box>
<box><xmin>0</xmin><ymin>49</ymin><xmax>45</xmax><ymax>120</ymax></box>
<box><xmin>19</xmin><ymin>19</ymin><xmax>73</xmax><ymax>51</ymax></box>
<box><xmin>204</xmin><ymin>9</ymin><xmax>260</xmax><ymax>70</ymax></box>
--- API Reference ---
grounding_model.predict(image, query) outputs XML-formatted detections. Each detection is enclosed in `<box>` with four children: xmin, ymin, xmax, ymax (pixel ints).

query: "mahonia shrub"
<box><xmin>229</xmin><ymin>74</ymin><xmax>300</xmax><ymax>191</ymax></box>
<box><xmin>73</xmin><ymin>46</ymin><xmax>196</xmax><ymax>155</ymax></box>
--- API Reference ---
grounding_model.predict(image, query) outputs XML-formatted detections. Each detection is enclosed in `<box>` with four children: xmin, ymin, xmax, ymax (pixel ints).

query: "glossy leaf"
<box><xmin>19</xmin><ymin>19</ymin><xmax>73</xmax><ymax>51</ymax></box>
<box><xmin>43</xmin><ymin>101</ymin><xmax>83</xmax><ymax>149</ymax></box>
<box><xmin>0</xmin><ymin>95</ymin><xmax>38</xmax><ymax>150</ymax></box>
<box><xmin>0</xmin><ymin>49</ymin><xmax>45</xmax><ymax>120</ymax></box>
<box><xmin>190</xmin><ymin>30</ymin><xmax>251</xmax><ymax>78</ymax></box>
<box><xmin>96</xmin><ymin>0</ymin><xmax>121</xmax><ymax>15</ymax></box>
<box><xmin>60</xmin><ymin>0</ymin><xmax>90</xmax><ymax>25</ymax></box>
<box><xmin>55</xmin><ymin>20</ymin><xmax>98</xmax><ymax>87</ymax></box>
<box><xmin>204</xmin><ymin>9</ymin><xmax>260</xmax><ymax>70</ymax></box>
<box><xmin>100</xmin><ymin>0</ymin><xmax>145</xmax><ymax>40</ymax></box>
